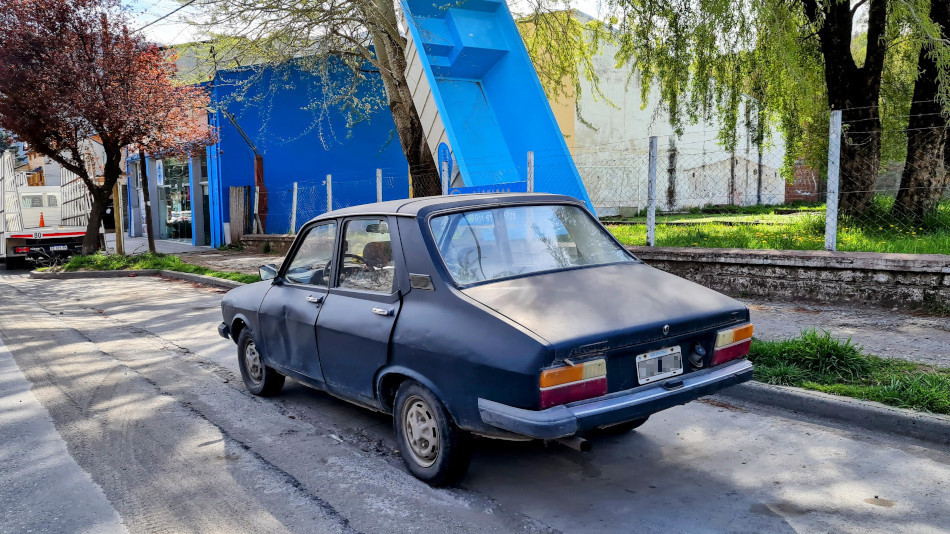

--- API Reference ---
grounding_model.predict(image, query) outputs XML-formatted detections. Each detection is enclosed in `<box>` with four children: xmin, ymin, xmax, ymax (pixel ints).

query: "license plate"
<box><xmin>50</xmin><ymin>245</ymin><xmax>68</xmax><ymax>251</ymax></box>
<box><xmin>636</xmin><ymin>346</ymin><xmax>684</xmax><ymax>385</ymax></box>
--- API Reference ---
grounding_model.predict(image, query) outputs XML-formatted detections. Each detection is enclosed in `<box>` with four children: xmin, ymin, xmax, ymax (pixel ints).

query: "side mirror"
<box><xmin>259</xmin><ymin>264</ymin><xmax>278</xmax><ymax>281</ymax></box>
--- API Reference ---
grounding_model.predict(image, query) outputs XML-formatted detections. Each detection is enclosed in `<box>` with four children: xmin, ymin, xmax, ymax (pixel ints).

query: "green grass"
<box><xmin>749</xmin><ymin>329</ymin><xmax>950</xmax><ymax>414</ymax></box>
<box><xmin>62</xmin><ymin>252</ymin><xmax>261</xmax><ymax>284</ymax></box>
<box><xmin>606</xmin><ymin>197</ymin><xmax>950</xmax><ymax>255</ymax></box>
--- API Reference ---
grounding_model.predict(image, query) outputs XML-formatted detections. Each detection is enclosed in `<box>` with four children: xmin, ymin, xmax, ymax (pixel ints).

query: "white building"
<box><xmin>548</xmin><ymin>16</ymin><xmax>787</xmax><ymax>215</ymax></box>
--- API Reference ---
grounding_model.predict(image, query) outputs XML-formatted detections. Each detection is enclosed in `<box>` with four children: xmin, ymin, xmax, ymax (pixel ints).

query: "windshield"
<box><xmin>430</xmin><ymin>204</ymin><xmax>633</xmax><ymax>285</ymax></box>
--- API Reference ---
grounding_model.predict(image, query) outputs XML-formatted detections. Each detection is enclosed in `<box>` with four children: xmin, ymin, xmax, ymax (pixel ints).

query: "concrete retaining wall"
<box><xmin>240</xmin><ymin>234</ymin><xmax>295</xmax><ymax>255</ymax></box>
<box><xmin>629</xmin><ymin>246</ymin><xmax>950</xmax><ymax>310</ymax></box>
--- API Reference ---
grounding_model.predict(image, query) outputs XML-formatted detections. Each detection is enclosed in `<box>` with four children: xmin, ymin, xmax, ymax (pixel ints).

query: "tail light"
<box><xmin>14</xmin><ymin>247</ymin><xmax>29</xmax><ymax>254</ymax></box>
<box><xmin>711</xmin><ymin>323</ymin><xmax>754</xmax><ymax>366</ymax></box>
<box><xmin>539</xmin><ymin>358</ymin><xmax>607</xmax><ymax>409</ymax></box>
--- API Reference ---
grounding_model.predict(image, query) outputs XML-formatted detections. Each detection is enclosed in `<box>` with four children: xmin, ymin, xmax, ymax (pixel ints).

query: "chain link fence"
<box><xmin>588</xmin><ymin>109</ymin><xmax>949</xmax><ymax>255</ymax></box>
<box><xmin>253</xmin><ymin>107</ymin><xmax>948</xmax><ymax>256</ymax></box>
<box><xmin>262</xmin><ymin>168</ymin><xmax>409</xmax><ymax>234</ymax></box>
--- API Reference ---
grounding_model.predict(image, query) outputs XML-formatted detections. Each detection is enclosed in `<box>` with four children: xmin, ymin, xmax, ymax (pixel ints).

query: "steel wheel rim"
<box><xmin>402</xmin><ymin>395</ymin><xmax>439</xmax><ymax>468</ymax></box>
<box><xmin>244</xmin><ymin>341</ymin><xmax>263</xmax><ymax>384</ymax></box>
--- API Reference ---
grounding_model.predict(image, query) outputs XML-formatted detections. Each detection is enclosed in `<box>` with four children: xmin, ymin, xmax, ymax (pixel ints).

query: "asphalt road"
<box><xmin>0</xmin><ymin>271</ymin><xmax>948</xmax><ymax>533</ymax></box>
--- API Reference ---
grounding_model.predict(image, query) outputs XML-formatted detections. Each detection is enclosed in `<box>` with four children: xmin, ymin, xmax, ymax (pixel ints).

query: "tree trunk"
<box><xmin>81</xmin><ymin>189</ymin><xmax>106</xmax><ymax>254</ymax></box>
<box><xmin>838</xmin><ymin>105</ymin><xmax>882</xmax><ymax>215</ymax></box>
<box><xmin>367</xmin><ymin>17</ymin><xmax>441</xmax><ymax>197</ymax></box>
<box><xmin>809</xmin><ymin>0</ymin><xmax>886</xmax><ymax>216</ymax></box>
<box><xmin>894</xmin><ymin>0</ymin><xmax>950</xmax><ymax>222</ymax></box>
<box><xmin>139</xmin><ymin>150</ymin><xmax>157</xmax><ymax>253</ymax></box>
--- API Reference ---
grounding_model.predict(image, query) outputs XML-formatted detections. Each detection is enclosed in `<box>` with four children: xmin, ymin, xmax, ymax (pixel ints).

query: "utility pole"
<box><xmin>138</xmin><ymin>149</ymin><xmax>156</xmax><ymax>253</ymax></box>
<box><xmin>112</xmin><ymin>182</ymin><xmax>124</xmax><ymax>255</ymax></box>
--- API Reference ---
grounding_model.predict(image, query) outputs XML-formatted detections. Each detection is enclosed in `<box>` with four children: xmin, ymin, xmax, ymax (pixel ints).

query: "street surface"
<box><xmin>0</xmin><ymin>271</ymin><xmax>948</xmax><ymax>533</ymax></box>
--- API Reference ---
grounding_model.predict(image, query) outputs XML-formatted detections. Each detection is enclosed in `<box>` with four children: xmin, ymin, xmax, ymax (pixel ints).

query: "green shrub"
<box><xmin>749</xmin><ymin>330</ymin><xmax>950</xmax><ymax>414</ymax></box>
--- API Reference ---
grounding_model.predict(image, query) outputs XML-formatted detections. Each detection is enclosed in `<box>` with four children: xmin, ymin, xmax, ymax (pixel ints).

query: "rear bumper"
<box><xmin>217</xmin><ymin>322</ymin><xmax>230</xmax><ymax>340</ymax></box>
<box><xmin>478</xmin><ymin>359</ymin><xmax>753</xmax><ymax>439</ymax></box>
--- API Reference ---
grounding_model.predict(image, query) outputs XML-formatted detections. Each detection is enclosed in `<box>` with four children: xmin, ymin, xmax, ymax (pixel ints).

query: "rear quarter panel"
<box><xmin>386</xmin><ymin>216</ymin><xmax>551</xmax><ymax>434</ymax></box>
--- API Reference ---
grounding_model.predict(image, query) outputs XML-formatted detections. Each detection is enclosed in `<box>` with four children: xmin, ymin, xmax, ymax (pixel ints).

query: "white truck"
<box><xmin>1</xmin><ymin>149</ymin><xmax>87</xmax><ymax>267</ymax></box>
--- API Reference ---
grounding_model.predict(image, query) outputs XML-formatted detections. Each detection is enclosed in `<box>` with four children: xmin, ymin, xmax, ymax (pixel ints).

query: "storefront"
<box><xmin>125</xmin><ymin>151</ymin><xmax>211</xmax><ymax>246</ymax></box>
<box><xmin>155</xmin><ymin>158</ymin><xmax>191</xmax><ymax>240</ymax></box>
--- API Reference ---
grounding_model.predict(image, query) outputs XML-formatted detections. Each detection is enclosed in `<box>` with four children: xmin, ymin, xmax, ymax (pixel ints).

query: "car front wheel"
<box><xmin>237</xmin><ymin>328</ymin><xmax>285</xmax><ymax>396</ymax></box>
<box><xmin>393</xmin><ymin>381</ymin><xmax>471</xmax><ymax>486</ymax></box>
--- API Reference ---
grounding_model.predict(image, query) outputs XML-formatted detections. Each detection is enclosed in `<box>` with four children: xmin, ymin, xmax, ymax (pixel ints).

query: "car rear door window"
<box><xmin>284</xmin><ymin>222</ymin><xmax>336</xmax><ymax>286</ymax></box>
<box><xmin>338</xmin><ymin>219</ymin><xmax>394</xmax><ymax>293</ymax></box>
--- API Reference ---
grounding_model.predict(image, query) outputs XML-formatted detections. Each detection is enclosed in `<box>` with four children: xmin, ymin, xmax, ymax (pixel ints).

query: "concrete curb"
<box><xmin>718</xmin><ymin>381</ymin><xmax>950</xmax><ymax>445</ymax></box>
<box><xmin>29</xmin><ymin>269</ymin><xmax>243</xmax><ymax>290</ymax></box>
<box><xmin>30</xmin><ymin>269</ymin><xmax>161</xmax><ymax>280</ymax></box>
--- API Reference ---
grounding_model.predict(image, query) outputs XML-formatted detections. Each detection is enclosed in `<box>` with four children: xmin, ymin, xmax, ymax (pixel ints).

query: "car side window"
<box><xmin>284</xmin><ymin>222</ymin><xmax>337</xmax><ymax>286</ymax></box>
<box><xmin>337</xmin><ymin>219</ymin><xmax>395</xmax><ymax>293</ymax></box>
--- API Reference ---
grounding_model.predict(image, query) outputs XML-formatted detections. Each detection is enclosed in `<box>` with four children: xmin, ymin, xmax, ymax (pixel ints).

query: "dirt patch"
<box><xmin>177</xmin><ymin>250</ymin><xmax>283</xmax><ymax>276</ymax></box>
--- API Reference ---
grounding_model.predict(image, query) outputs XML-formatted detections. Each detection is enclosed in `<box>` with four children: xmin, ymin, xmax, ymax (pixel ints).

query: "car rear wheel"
<box><xmin>393</xmin><ymin>381</ymin><xmax>471</xmax><ymax>486</ymax></box>
<box><xmin>237</xmin><ymin>329</ymin><xmax>285</xmax><ymax>396</ymax></box>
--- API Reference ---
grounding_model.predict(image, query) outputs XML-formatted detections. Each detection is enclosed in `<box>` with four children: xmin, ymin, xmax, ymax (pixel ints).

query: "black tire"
<box><xmin>3</xmin><ymin>256</ymin><xmax>25</xmax><ymax>270</ymax></box>
<box><xmin>237</xmin><ymin>328</ymin><xmax>285</xmax><ymax>396</ymax></box>
<box><xmin>393</xmin><ymin>380</ymin><xmax>472</xmax><ymax>486</ymax></box>
<box><xmin>593</xmin><ymin>416</ymin><xmax>650</xmax><ymax>436</ymax></box>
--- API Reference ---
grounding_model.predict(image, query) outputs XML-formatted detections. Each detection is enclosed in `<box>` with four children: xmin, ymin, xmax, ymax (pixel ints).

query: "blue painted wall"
<box><xmin>206</xmin><ymin>60</ymin><xmax>410</xmax><ymax>246</ymax></box>
<box><xmin>403</xmin><ymin>0</ymin><xmax>594</xmax><ymax>211</ymax></box>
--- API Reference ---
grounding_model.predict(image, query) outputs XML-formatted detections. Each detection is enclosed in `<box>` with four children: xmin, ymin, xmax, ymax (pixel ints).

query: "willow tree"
<box><xmin>603</xmin><ymin>0</ymin><xmax>947</xmax><ymax>216</ymax></box>
<box><xmin>894</xmin><ymin>0</ymin><xmax>950</xmax><ymax>221</ymax></box>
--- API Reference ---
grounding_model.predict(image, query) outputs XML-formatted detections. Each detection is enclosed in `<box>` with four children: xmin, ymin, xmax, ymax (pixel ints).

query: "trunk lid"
<box><xmin>461</xmin><ymin>261</ymin><xmax>748</xmax><ymax>365</ymax></box>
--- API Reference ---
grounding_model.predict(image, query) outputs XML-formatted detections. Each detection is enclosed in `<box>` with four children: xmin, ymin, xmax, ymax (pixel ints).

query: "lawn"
<box><xmin>60</xmin><ymin>252</ymin><xmax>262</xmax><ymax>284</ymax></box>
<box><xmin>749</xmin><ymin>330</ymin><xmax>950</xmax><ymax>415</ymax></box>
<box><xmin>606</xmin><ymin>197</ymin><xmax>950</xmax><ymax>255</ymax></box>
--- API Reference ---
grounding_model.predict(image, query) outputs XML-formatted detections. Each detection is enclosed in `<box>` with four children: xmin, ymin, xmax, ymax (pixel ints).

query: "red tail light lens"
<box><xmin>711</xmin><ymin>338</ymin><xmax>752</xmax><ymax>366</ymax></box>
<box><xmin>539</xmin><ymin>358</ymin><xmax>607</xmax><ymax>409</ymax></box>
<box><xmin>540</xmin><ymin>377</ymin><xmax>607</xmax><ymax>409</ymax></box>
<box><xmin>14</xmin><ymin>247</ymin><xmax>29</xmax><ymax>254</ymax></box>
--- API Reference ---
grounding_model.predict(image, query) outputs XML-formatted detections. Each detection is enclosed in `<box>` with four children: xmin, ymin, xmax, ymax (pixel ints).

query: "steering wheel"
<box><xmin>343</xmin><ymin>253</ymin><xmax>375</xmax><ymax>272</ymax></box>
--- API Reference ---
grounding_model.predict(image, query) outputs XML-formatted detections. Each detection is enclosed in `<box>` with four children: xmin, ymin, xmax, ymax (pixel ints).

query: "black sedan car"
<box><xmin>218</xmin><ymin>193</ymin><xmax>753</xmax><ymax>485</ymax></box>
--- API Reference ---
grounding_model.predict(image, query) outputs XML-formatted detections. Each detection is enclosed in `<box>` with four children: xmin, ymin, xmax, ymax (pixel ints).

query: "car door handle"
<box><xmin>371</xmin><ymin>307</ymin><xmax>393</xmax><ymax>316</ymax></box>
<box><xmin>306</xmin><ymin>295</ymin><xmax>324</xmax><ymax>304</ymax></box>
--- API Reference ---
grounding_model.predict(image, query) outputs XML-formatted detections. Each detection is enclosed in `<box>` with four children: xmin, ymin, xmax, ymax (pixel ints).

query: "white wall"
<box><xmin>569</xmin><ymin>41</ymin><xmax>787</xmax><ymax>214</ymax></box>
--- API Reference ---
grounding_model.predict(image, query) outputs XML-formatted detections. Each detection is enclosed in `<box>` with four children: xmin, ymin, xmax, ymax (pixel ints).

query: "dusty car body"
<box><xmin>218</xmin><ymin>193</ymin><xmax>753</xmax><ymax>485</ymax></box>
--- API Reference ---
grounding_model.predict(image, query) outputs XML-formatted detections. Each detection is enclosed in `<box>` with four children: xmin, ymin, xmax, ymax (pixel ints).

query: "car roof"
<box><xmin>305</xmin><ymin>193</ymin><xmax>585</xmax><ymax>223</ymax></box>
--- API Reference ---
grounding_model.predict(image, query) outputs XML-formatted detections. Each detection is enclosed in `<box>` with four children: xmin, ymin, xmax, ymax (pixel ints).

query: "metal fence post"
<box><xmin>527</xmin><ymin>151</ymin><xmax>535</xmax><ymax>192</ymax></box>
<box><xmin>825</xmin><ymin>110</ymin><xmax>842</xmax><ymax>251</ymax></box>
<box><xmin>376</xmin><ymin>169</ymin><xmax>383</xmax><ymax>203</ymax></box>
<box><xmin>326</xmin><ymin>174</ymin><xmax>332</xmax><ymax>213</ymax></box>
<box><xmin>441</xmin><ymin>161</ymin><xmax>449</xmax><ymax>196</ymax></box>
<box><xmin>647</xmin><ymin>136</ymin><xmax>658</xmax><ymax>246</ymax></box>
<box><xmin>290</xmin><ymin>182</ymin><xmax>298</xmax><ymax>234</ymax></box>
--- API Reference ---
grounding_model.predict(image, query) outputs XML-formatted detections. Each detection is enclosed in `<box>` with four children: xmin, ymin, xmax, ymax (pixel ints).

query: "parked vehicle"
<box><xmin>1</xmin><ymin>150</ymin><xmax>86</xmax><ymax>267</ymax></box>
<box><xmin>218</xmin><ymin>193</ymin><xmax>754</xmax><ymax>485</ymax></box>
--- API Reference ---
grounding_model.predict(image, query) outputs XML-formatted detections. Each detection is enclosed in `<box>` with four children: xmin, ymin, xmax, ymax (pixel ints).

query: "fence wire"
<box><xmin>250</xmin><ymin>107</ymin><xmax>949</xmax><ymax>257</ymax></box>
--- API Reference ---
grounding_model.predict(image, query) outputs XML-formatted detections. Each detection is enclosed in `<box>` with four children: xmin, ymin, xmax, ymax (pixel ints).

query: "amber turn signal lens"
<box><xmin>715</xmin><ymin>323</ymin><xmax>754</xmax><ymax>348</ymax></box>
<box><xmin>539</xmin><ymin>358</ymin><xmax>606</xmax><ymax>388</ymax></box>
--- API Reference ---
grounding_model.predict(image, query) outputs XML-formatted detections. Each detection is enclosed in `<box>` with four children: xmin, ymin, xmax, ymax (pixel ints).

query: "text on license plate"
<box><xmin>50</xmin><ymin>245</ymin><xmax>68</xmax><ymax>251</ymax></box>
<box><xmin>636</xmin><ymin>346</ymin><xmax>684</xmax><ymax>385</ymax></box>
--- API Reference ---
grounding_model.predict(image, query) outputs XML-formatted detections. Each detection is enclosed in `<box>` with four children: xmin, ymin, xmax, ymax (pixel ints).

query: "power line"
<box><xmin>135</xmin><ymin>0</ymin><xmax>198</xmax><ymax>32</ymax></box>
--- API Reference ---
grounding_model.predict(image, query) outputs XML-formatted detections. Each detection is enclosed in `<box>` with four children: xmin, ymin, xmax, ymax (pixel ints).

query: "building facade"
<box><xmin>126</xmin><ymin>60</ymin><xmax>411</xmax><ymax>248</ymax></box>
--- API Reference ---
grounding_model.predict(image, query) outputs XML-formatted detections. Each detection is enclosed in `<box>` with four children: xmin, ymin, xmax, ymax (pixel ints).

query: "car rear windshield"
<box><xmin>430</xmin><ymin>204</ymin><xmax>633</xmax><ymax>285</ymax></box>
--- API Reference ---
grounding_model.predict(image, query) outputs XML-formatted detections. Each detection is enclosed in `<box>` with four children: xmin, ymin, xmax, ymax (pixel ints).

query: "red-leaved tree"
<box><xmin>0</xmin><ymin>0</ymin><xmax>215</xmax><ymax>253</ymax></box>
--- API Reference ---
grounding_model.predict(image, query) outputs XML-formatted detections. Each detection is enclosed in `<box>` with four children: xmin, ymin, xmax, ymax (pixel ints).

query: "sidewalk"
<box><xmin>0</xmin><ymin>338</ymin><xmax>128</xmax><ymax>534</ymax></box>
<box><xmin>104</xmin><ymin>234</ymin><xmax>211</xmax><ymax>255</ymax></box>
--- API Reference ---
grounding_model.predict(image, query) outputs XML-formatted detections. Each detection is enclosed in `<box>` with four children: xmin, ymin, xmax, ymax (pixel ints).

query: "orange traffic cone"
<box><xmin>39</xmin><ymin>212</ymin><xmax>45</xmax><ymax>227</ymax></box>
